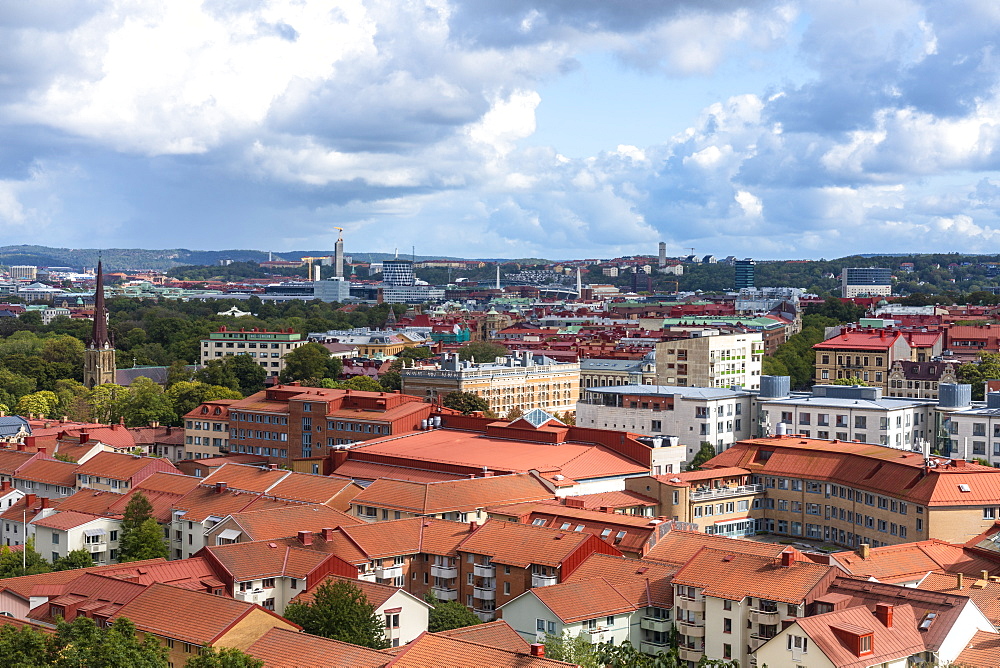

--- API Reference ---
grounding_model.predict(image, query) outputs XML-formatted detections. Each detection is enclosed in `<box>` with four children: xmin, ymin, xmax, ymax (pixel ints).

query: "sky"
<box><xmin>2</xmin><ymin>1</ymin><xmax>1000</xmax><ymax>261</ymax></box>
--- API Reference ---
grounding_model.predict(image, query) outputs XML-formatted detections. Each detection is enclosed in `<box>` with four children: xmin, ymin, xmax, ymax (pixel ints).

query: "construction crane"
<box><xmin>334</xmin><ymin>226</ymin><xmax>343</xmax><ymax>240</ymax></box>
<box><xmin>301</xmin><ymin>256</ymin><xmax>332</xmax><ymax>280</ymax></box>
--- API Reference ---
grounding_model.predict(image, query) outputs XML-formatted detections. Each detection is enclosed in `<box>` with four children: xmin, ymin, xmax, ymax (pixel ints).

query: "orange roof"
<box><xmin>486</xmin><ymin>503</ymin><xmax>661</xmax><ymax>555</ymax></box>
<box><xmin>792</xmin><ymin>604</ymin><xmax>924</xmax><ymax>668</ymax></box>
<box><xmin>201</xmin><ymin>463</ymin><xmax>290</xmax><ymax>492</ymax></box>
<box><xmin>830</xmin><ymin>540</ymin><xmax>1000</xmax><ymax>583</ymax></box>
<box><xmin>672</xmin><ymin>546</ymin><xmax>836</xmax><ymax>604</ymax></box>
<box><xmin>27</xmin><ymin>573</ymin><xmax>146</xmax><ymax>623</ymax></box>
<box><xmin>458</xmin><ymin>519</ymin><xmax>611</xmax><ymax>568</ymax></box>
<box><xmin>705</xmin><ymin>436</ymin><xmax>1000</xmax><ymax>507</ymax></box>
<box><xmin>564</xmin><ymin>553</ymin><xmax>675</xmax><ymax>608</ymax></box>
<box><xmin>208</xmin><ymin>541</ymin><xmax>332</xmax><ymax>581</ymax></box>
<box><xmin>918</xmin><ymin>572</ymin><xmax>1000</xmax><ymax>626</ymax></box>
<box><xmin>291</xmin><ymin>574</ymin><xmax>405</xmax><ymax>609</ymax></box>
<box><xmin>54</xmin><ymin>489</ymin><xmax>124</xmax><ymax>516</ymax></box>
<box><xmin>264</xmin><ymin>473</ymin><xmax>363</xmax><ymax>506</ymax></box>
<box><xmin>643</xmin><ymin>528</ymin><xmax>788</xmax><ymax>565</ymax></box>
<box><xmin>245</xmin><ymin>627</ymin><xmax>387</xmax><ymax>667</ymax></box>
<box><xmin>335</xmin><ymin>517</ymin><xmax>472</xmax><ymax>560</ymax></box>
<box><xmin>172</xmin><ymin>486</ymin><xmax>292</xmax><ymax>523</ymax></box>
<box><xmin>0</xmin><ymin>450</ymin><xmax>38</xmax><ymax>475</ymax></box>
<box><xmin>332</xmin><ymin>460</ymin><xmax>467</xmax><ymax>483</ymax></box>
<box><xmin>349</xmin><ymin>429</ymin><xmax>648</xmax><ymax>481</ymax></box>
<box><xmin>435</xmin><ymin>620</ymin><xmax>529</xmax><ymax>652</ymax></box>
<box><xmin>32</xmin><ymin>511</ymin><xmax>105</xmax><ymax>531</ymax></box>
<box><xmin>132</xmin><ymin>471</ymin><xmax>202</xmax><ymax>496</ymax></box>
<box><xmin>0</xmin><ymin>559</ymin><xmax>168</xmax><ymax>601</ymax></box>
<box><xmin>99</xmin><ymin>556</ymin><xmax>222</xmax><ymax>589</ymax></box>
<box><xmin>652</xmin><ymin>467</ymin><xmax>752</xmax><ymax>487</ymax></box>
<box><xmin>537</xmin><ymin>489</ymin><xmax>658</xmax><ymax>510</ymax></box>
<box><xmin>223</xmin><ymin>504</ymin><xmax>360</xmax><ymax>541</ymax></box>
<box><xmin>813</xmin><ymin>330</ymin><xmax>902</xmax><ymax>351</ymax></box>
<box><xmin>15</xmin><ymin>458</ymin><xmax>78</xmax><ymax>487</ymax></box>
<box><xmin>523</xmin><ymin>577</ymin><xmax>636</xmax><ymax>623</ymax></box>
<box><xmin>75</xmin><ymin>451</ymin><xmax>179</xmax><ymax>481</ymax></box>
<box><xmin>110</xmin><ymin>582</ymin><xmax>296</xmax><ymax>646</ymax></box>
<box><xmin>354</xmin><ymin>474</ymin><xmax>553</xmax><ymax>515</ymax></box>
<box><xmin>955</xmin><ymin>630</ymin><xmax>1000</xmax><ymax>668</ymax></box>
<box><xmin>383</xmin><ymin>632</ymin><xmax>575</xmax><ymax>667</ymax></box>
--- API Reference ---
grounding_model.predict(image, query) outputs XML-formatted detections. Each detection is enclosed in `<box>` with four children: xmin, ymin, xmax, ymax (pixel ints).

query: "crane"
<box><xmin>334</xmin><ymin>226</ymin><xmax>343</xmax><ymax>241</ymax></box>
<box><xmin>301</xmin><ymin>256</ymin><xmax>332</xmax><ymax>279</ymax></box>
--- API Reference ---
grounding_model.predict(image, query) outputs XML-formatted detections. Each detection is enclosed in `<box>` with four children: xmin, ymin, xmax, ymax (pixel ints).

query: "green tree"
<box><xmin>119</xmin><ymin>517</ymin><xmax>168</xmax><ymax>562</ymax></box>
<box><xmin>165</xmin><ymin>360</ymin><xmax>194</xmax><ymax>387</ymax></box>
<box><xmin>0</xmin><ymin>539</ymin><xmax>51</xmax><ymax>578</ymax></box>
<box><xmin>456</xmin><ymin>341</ymin><xmax>509</xmax><ymax>362</ymax></box>
<box><xmin>53</xmin><ymin>549</ymin><xmax>95</xmax><ymax>571</ymax></box>
<box><xmin>14</xmin><ymin>390</ymin><xmax>61</xmax><ymax>418</ymax></box>
<box><xmin>283</xmin><ymin>579</ymin><xmax>388</xmax><ymax>649</ymax></box>
<box><xmin>378</xmin><ymin>370</ymin><xmax>401</xmax><ymax>392</ymax></box>
<box><xmin>122</xmin><ymin>377</ymin><xmax>176</xmax><ymax>427</ymax></box>
<box><xmin>543</xmin><ymin>631</ymin><xmax>598</xmax><ymax>668</ymax></box>
<box><xmin>959</xmin><ymin>352</ymin><xmax>1000</xmax><ymax>400</ymax></box>
<box><xmin>194</xmin><ymin>360</ymin><xmax>240</xmax><ymax>393</ymax></box>
<box><xmin>85</xmin><ymin>383</ymin><xmax>129</xmax><ymax>424</ymax></box>
<box><xmin>0</xmin><ymin>621</ymin><xmax>53</xmax><ymax>666</ymax></box>
<box><xmin>184</xmin><ymin>646</ymin><xmax>264</xmax><ymax>668</ymax></box>
<box><xmin>340</xmin><ymin>376</ymin><xmax>383</xmax><ymax>392</ymax></box>
<box><xmin>831</xmin><ymin>376</ymin><xmax>868</xmax><ymax>386</ymax></box>
<box><xmin>424</xmin><ymin>593</ymin><xmax>482</xmax><ymax>632</ymax></box>
<box><xmin>227</xmin><ymin>354</ymin><xmax>268</xmax><ymax>395</ymax></box>
<box><xmin>686</xmin><ymin>442</ymin><xmax>717</xmax><ymax>471</ymax></box>
<box><xmin>441</xmin><ymin>391</ymin><xmax>490</xmax><ymax>415</ymax></box>
<box><xmin>165</xmin><ymin>381</ymin><xmax>242</xmax><ymax>423</ymax></box>
<box><xmin>279</xmin><ymin>343</ymin><xmax>334</xmax><ymax>384</ymax></box>
<box><xmin>54</xmin><ymin>616</ymin><xmax>167</xmax><ymax>668</ymax></box>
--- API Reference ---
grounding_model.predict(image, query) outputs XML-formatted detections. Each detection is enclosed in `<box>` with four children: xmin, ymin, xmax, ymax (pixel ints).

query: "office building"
<box><xmin>654</xmin><ymin>331</ymin><xmax>764</xmax><ymax>390</ymax></box>
<box><xmin>199</xmin><ymin>327</ymin><xmax>304</xmax><ymax>378</ymax></box>
<box><xmin>734</xmin><ymin>259</ymin><xmax>755</xmax><ymax>290</ymax></box>
<box><xmin>842</xmin><ymin>267</ymin><xmax>892</xmax><ymax>298</ymax></box>
<box><xmin>8</xmin><ymin>266</ymin><xmax>36</xmax><ymax>281</ymax></box>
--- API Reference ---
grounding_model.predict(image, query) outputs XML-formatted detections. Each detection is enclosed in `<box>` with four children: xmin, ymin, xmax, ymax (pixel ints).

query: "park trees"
<box><xmin>283</xmin><ymin>579</ymin><xmax>387</xmax><ymax>649</ymax></box>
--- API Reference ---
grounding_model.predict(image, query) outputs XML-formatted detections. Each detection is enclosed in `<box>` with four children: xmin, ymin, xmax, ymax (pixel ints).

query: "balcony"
<box><xmin>532</xmin><ymin>573</ymin><xmax>558</xmax><ymax>588</ymax></box>
<box><xmin>689</xmin><ymin>484</ymin><xmax>763</xmax><ymax>501</ymax></box>
<box><xmin>676</xmin><ymin>596</ymin><xmax>705</xmax><ymax>613</ymax></box>
<box><xmin>750</xmin><ymin>608</ymin><xmax>781</xmax><ymax>624</ymax></box>
<box><xmin>430</xmin><ymin>586</ymin><xmax>457</xmax><ymax>602</ymax></box>
<box><xmin>431</xmin><ymin>564</ymin><xmax>458</xmax><ymax>579</ymax></box>
<box><xmin>473</xmin><ymin>563</ymin><xmax>495</xmax><ymax>578</ymax></box>
<box><xmin>640</xmin><ymin>641</ymin><xmax>670</xmax><ymax>655</ymax></box>
<box><xmin>473</xmin><ymin>586</ymin><xmax>495</xmax><ymax>601</ymax></box>
<box><xmin>474</xmin><ymin>609</ymin><xmax>495</xmax><ymax>623</ymax></box>
<box><xmin>676</xmin><ymin>620</ymin><xmax>705</xmax><ymax>637</ymax></box>
<box><xmin>749</xmin><ymin>633</ymin><xmax>776</xmax><ymax>651</ymax></box>
<box><xmin>583</xmin><ymin>628</ymin><xmax>610</xmax><ymax>644</ymax></box>
<box><xmin>85</xmin><ymin>542</ymin><xmax>106</xmax><ymax>553</ymax></box>
<box><xmin>678</xmin><ymin>646</ymin><xmax>704</xmax><ymax>662</ymax></box>
<box><xmin>374</xmin><ymin>565</ymin><xmax>403</xmax><ymax>580</ymax></box>
<box><xmin>234</xmin><ymin>589</ymin><xmax>264</xmax><ymax>604</ymax></box>
<box><xmin>640</xmin><ymin>618</ymin><xmax>671</xmax><ymax>633</ymax></box>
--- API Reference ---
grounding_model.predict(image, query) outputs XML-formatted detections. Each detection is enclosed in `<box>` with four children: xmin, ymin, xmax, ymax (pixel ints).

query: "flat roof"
<box><xmin>585</xmin><ymin>384</ymin><xmax>752</xmax><ymax>399</ymax></box>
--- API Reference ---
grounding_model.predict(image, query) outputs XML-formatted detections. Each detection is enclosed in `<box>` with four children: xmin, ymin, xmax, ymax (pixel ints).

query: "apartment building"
<box><xmin>221</xmin><ymin>384</ymin><xmax>442</xmax><ymax>464</ymax></box>
<box><xmin>841</xmin><ymin>266</ymin><xmax>892</xmax><ymax>298</ymax></box>
<box><xmin>704</xmin><ymin>435</ymin><xmax>1000</xmax><ymax>547</ymax></box>
<box><xmin>886</xmin><ymin>360</ymin><xmax>958</xmax><ymax>400</ymax></box>
<box><xmin>199</xmin><ymin>327</ymin><xmax>305</xmax><ymax>378</ymax></box>
<box><xmin>182</xmin><ymin>400</ymin><xmax>236</xmax><ymax>459</ymax></box>
<box><xmin>74</xmin><ymin>452</ymin><xmax>180</xmax><ymax>493</ymax></box>
<box><xmin>813</xmin><ymin>329</ymin><xmax>907</xmax><ymax>389</ymax></box>
<box><xmin>654</xmin><ymin>331</ymin><xmax>763</xmax><ymax>390</ymax></box>
<box><xmin>576</xmin><ymin>384</ymin><xmax>754</xmax><ymax>467</ymax></box>
<box><xmin>579</xmin><ymin>356</ymin><xmax>657</xmax><ymax>393</ymax></box>
<box><xmin>401</xmin><ymin>351</ymin><xmax>580</xmax><ymax>416</ymax></box>
<box><xmin>32</xmin><ymin>511</ymin><xmax>122</xmax><ymax>565</ymax></box>
<box><xmin>759</xmin><ymin>384</ymin><xmax>934</xmax><ymax>449</ymax></box>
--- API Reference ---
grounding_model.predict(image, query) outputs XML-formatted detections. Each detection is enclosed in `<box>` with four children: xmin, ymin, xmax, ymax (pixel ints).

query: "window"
<box><xmin>787</xmin><ymin>635</ymin><xmax>809</xmax><ymax>653</ymax></box>
<box><xmin>262</xmin><ymin>578</ymin><xmax>275</xmax><ymax>588</ymax></box>
<box><xmin>723</xmin><ymin>618</ymin><xmax>732</xmax><ymax>633</ymax></box>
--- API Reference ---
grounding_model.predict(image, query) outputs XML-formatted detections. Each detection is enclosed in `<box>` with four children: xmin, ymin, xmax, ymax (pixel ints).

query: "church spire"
<box><xmin>90</xmin><ymin>260</ymin><xmax>110</xmax><ymax>348</ymax></box>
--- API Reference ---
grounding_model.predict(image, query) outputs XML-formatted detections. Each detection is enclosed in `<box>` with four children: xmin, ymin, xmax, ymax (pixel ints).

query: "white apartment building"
<box><xmin>200</xmin><ymin>328</ymin><xmax>305</xmax><ymax>378</ymax></box>
<box><xmin>943</xmin><ymin>392</ymin><xmax>1000</xmax><ymax>463</ymax></box>
<box><xmin>579</xmin><ymin>356</ymin><xmax>657</xmax><ymax>395</ymax></box>
<box><xmin>32</xmin><ymin>513</ymin><xmax>122</xmax><ymax>566</ymax></box>
<box><xmin>401</xmin><ymin>351</ymin><xmax>580</xmax><ymax>416</ymax></box>
<box><xmin>758</xmin><ymin>384</ymin><xmax>934</xmax><ymax>449</ymax></box>
<box><xmin>655</xmin><ymin>331</ymin><xmax>763</xmax><ymax>390</ymax></box>
<box><xmin>576</xmin><ymin>385</ymin><xmax>754</xmax><ymax>469</ymax></box>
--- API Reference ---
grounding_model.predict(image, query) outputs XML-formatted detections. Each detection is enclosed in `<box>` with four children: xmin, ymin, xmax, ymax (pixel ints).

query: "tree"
<box><xmin>280</xmin><ymin>343</ymin><xmax>335</xmax><ymax>384</ymax></box>
<box><xmin>119</xmin><ymin>492</ymin><xmax>168</xmax><ymax>562</ymax></box>
<box><xmin>54</xmin><ymin>549</ymin><xmax>95</xmax><ymax>571</ymax></box>
<box><xmin>831</xmin><ymin>376</ymin><xmax>867</xmax><ymax>386</ymax></box>
<box><xmin>165</xmin><ymin>381</ymin><xmax>242</xmax><ymax>423</ymax></box>
<box><xmin>85</xmin><ymin>383</ymin><xmax>129</xmax><ymax>424</ymax></box>
<box><xmin>378</xmin><ymin>370</ymin><xmax>401</xmax><ymax>392</ymax></box>
<box><xmin>122</xmin><ymin>377</ymin><xmax>176</xmax><ymax>427</ymax></box>
<box><xmin>0</xmin><ymin>621</ymin><xmax>53</xmax><ymax>666</ymax></box>
<box><xmin>425</xmin><ymin>593</ymin><xmax>481</xmax><ymax>632</ymax></box>
<box><xmin>184</xmin><ymin>646</ymin><xmax>263</xmax><ymax>668</ymax></box>
<box><xmin>543</xmin><ymin>631</ymin><xmax>598</xmax><ymax>668</ymax></box>
<box><xmin>340</xmin><ymin>376</ymin><xmax>383</xmax><ymax>392</ymax></box>
<box><xmin>959</xmin><ymin>352</ymin><xmax>1000</xmax><ymax>400</ymax></box>
<box><xmin>194</xmin><ymin>360</ymin><xmax>240</xmax><ymax>393</ymax></box>
<box><xmin>119</xmin><ymin>517</ymin><xmax>168</xmax><ymax>562</ymax></box>
<box><xmin>165</xmin><ymin>360</ymin><xmax>194</xmax><ymax>387</ymax></box>
<box><xmin>0</xmin><ymin>539</ymin><xmax>51</xmax><ymax>578</ymax></box>
<box><xmin>283</xmin><ymin>579</ymin><xmax>388</xmax><ymax>649</ymax></box>
<box><xmin>456</xmin><ymin>341</ymin><xmax>509</xmax><ymax>362</ymax></box>
<box><xmin>686</xmin><ymin>442</ymin><xmax>717</xmax><ymax>471</ymax></box>
<box><xmin>442</xmin><ymin>391</ymin><xmax>490</xmax><ymax>415</ymax></box>
<box><xmin>227</xmin><ymin>354</ymin><xmax>268</xmax><ymax>396</ymax></box>
<box><xmin>54</xmin><ymin>616</ymin><xmax>167</xmax><ymax>668</ymax></box>
<box><xmin>14</xmin><ymin>390</ymin><xmax>60</xmax><ymax>418</ymax></box>
<box><xmin>505</xmin><ymin>406</ymin><xmax>525</xmax><ymax>421</ymax></box>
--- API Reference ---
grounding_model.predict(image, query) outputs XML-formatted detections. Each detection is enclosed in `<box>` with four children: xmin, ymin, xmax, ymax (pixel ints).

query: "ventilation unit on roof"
<box><xmin>959</xmin><ymin>484</ymin><xmax>972</xmax><ymax>492</ymax></box>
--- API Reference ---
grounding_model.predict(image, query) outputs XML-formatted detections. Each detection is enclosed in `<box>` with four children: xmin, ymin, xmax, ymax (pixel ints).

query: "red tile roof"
<box><xmin>354</xmin><ymin>474</ymin><xmax>553</xmax><ymax>515</ymax></box>
<box><xmin>172</xmin><ymin>486</ymin><xmax>291</xmax><ymax>523</ymax></box>
<box><xmin>524</xmin><ymin>577</ymin><xmax>636</xmax><ymax>623</ymax></box>
<box><xmin>27</xmin><ymin>573</ymin><xmax>147</xmax><ymax>623</ymax></box>
<box><xmin>0</xmin><ymin>559</ymin><xmax>167</xmax><ymax>601</ymax></box>
<box><xmin>207</xmin><ymin>541</ymin><xmax>333</xmax><ymax>581</ymax></box>
<box><xmin>564</xmin><ymin>553</ymin><xmax>675</xmax><ymax>608</ymax></box>
<box><xmin>486</xmin><ymin>503</ymin><xmax>661</xmax><ymax>555</ymax></box>
<box><xmin>201</xmin><ymin>463</ymin><xmax>290</xmax><ymax>492</ymax></box>
<box><xmin>32</xmin><ymin>511</ymin><xmax>105</xmax><ymax>531</ymax></box>
<box><xmin>955</xmin><ymin>630</ymin><xmax>1000</xmax><ymax>668</ymax></box>
<box><xmin>110</xmin><ymin>582</ymin><xmax>297</xmax><ymax>646</ymax></box>
<box><xmin>0</xmin><ymin>450</ymin><xmax>38</xmax><ymax>476</ymax></box>
<box><xmin>14</xmin><ymin>458</ymin><xmax>78</xmax><ymax>487</ymax></box>
<box><xmin>705</xmin><ymin>436</ymin><xmax>1000</xmax><ymax>507</ymax></box>
<box><xmin>132</xmin><ymin>471</ymin><xmax>202</xmax><ymax>496</ymax></box>
<box><xmin>264</xmin><ymin>473</ymin><xmax>363</xmax><ymax>506</ymax></box>
<box><xmin>332</xmin><ymin>460</ymin><xmax>468</xmax><ymax>483</ymax></box>
<box><xmin>99</xmin><ymin>556</ymin><xmax>223</xmax><ymax>591</ymax></box>
<box><xmin>383</xmin><ymin>631</ymin><xmax>575</xmax><ymax>667</ymax></box>
<box><xmin>813</xmin><ymin>330</ymin><xmax>902</xmax><ymax>351</ymax></box>
<box><xmin>435</xmin><ymin>620</ymin><xmax>529</xmax><ymax>652</ymax></box>
<box><xmin>830</xmin><ymin>540</ymin><xmax>1000</xmax><ymax>583</ymax></box>
<box><xmin>291</xmin><ymin>574</ymin><xmax>404</xmax><ymax>609</ymax></box>
<box><xmin>222</xmin><ymin>504</ymin><xmax>360</xmax><ymax>541</ymax></box>
<box><xmin>75</xmin><ymin>451</ymin><xmax>179</xmax><ymax>481</ymax></box>
<box><xmin>792</xmin><ymin>604</ymin><xmax>924</xmax><ymax>668</ymax></box>
<box><xmin>643</xmin><ymin>528</ymin><xmax>788</xmax><ymax>565</ymax></box>
<box><xmin>53</xmin><ymin>489</ymin><xmax>124</xmax><ymax>517</ymax></box>
<box><xmin>917</xmin><ymin>572</ymin><xmax>1000</xmax><ymax>627</ymax></box>
<box><xmin>458</xmin><ymin>519</ymin><xmax>616</xmax><ymax>568</ymax></box>
<box><xmin>245</xmin><ymin>627</ymin><xmax>387</xmax><ymax>668</ymax></box>
<box><xmin>536</xmin><ymin>489</ymin><xmax>658</xmax><ymax>510</ymax></box>
<box><xmin>672</xmin><ymin>546</ymin><xmax>836</xmax><ymax>604</ymax></box>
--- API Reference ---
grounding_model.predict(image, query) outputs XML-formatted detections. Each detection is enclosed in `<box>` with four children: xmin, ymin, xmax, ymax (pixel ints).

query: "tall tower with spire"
<box><xmin>83</xmin><ymin>261</ymin><xmax>116</xmax><ymax>388</ymax></box>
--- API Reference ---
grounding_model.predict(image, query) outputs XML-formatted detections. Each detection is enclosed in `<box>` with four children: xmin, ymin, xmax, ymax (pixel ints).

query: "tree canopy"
<box><xmin>425</xmin><ymin>593</ymin><xmax>481</xmax><ymax>633</ymax></box>
<box><xmin>283</xmin><ymin>579</ymin><xmax>388</xmax><ymax>649</ymax></box>
<box><xmin>441</xmin><ymin>391</ymin><xmax>490</xmax><ymax>415</ymax></box>
<box><xmin>119</xmin><ymin>492</ymin><xmax>168</xmax><ymax>562</ymax></box>
<box><xmin>456</xmin><ymin>341</ymin><xmax>509</xmax><ymax>362</ymax></box>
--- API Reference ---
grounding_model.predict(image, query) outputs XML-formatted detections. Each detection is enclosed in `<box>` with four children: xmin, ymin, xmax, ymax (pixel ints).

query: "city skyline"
<box><xmin>2</xmin><ymin>1</ymin><xmax>1000</xmax><ymax>260</ymax></box>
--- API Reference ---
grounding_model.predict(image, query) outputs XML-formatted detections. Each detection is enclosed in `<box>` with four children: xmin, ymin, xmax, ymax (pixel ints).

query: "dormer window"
<box><xmin>859</xmin><ymin>634</ymin><xmax>872</xmax><ymax>655</ymax></box>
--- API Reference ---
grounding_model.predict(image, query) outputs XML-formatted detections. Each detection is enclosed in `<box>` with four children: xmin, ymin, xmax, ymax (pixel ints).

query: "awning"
<box><xmin>83</xmin><ymin>528</ymin><xmax>106</xmax><ymax>537</ymax></box>
<box><xmin>217</xmin><ymin>529</ymin><xmax>241</xmax><ymax>541</ymax></box>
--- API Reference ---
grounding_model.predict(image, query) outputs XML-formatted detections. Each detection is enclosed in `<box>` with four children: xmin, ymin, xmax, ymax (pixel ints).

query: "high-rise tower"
<box><xmin>83</xmin><ymin>261</ymin><xmax>116</xmax><ymax>388</ymax></box>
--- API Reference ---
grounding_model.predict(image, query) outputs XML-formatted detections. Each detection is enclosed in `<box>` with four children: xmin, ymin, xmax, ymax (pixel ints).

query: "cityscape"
<box><xmin>4</xmin><ymin>1</ymin><xmax>1000</xmax><ymax>667</ymax></box>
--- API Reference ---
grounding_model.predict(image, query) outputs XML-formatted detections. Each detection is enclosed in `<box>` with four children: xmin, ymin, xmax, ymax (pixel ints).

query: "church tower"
<box><xmin>83</xmin><ymin>261</ymin><xmax>116</xmax><ymax>388</ymax></box>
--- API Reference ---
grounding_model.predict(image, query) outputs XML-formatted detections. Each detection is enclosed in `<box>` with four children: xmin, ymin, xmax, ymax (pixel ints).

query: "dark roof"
<box><xmin>90</xmin><ymin>261</ymin><xmax>109</xmax><ymax>348</ymax></box>
<box><xmin>0</xmin><ymin>416</ymin><xmax>30</xmax><ymax>439</ymax></box>
<box><xmin>890</xmin><ymin>360</ymin><xmax>955</xmax><ymax>381</ymax></box>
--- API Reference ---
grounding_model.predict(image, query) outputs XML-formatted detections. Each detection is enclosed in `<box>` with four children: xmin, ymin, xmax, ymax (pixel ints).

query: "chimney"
<box><xmin>298</xmin><ymin>530</ymin><xmax>313</xmax><ymax>546</ymax></box>
<box><xmin>0</xmin><ymin>481</ymin><xmax>9</xmax><ymax>492</ymax></box>
<box><xmin>40</xmin><ymin>497</ymin><xmax>50</xmax><ymax>509</ymax></box>
<box><xmin>79</xmin><ymin>431</ymin><xmax>89</xmax><ymax>445</ymax></box>
<box><xmin>781</xmin><ymin>618</ymin><xmax>796</xmax><ymax>631</ymax></box>
<box><xmin>15</xmin><ymin>443</ymin><xmax>25</xmax><ymax>452</ymax></box>
<box><xmin>37</xmin><ymin>447</ymin><xmax>46</xmax><ymax>456</ymax></box>
<box><xmin>859</xmin><ymin>543</ymin><xmax>870</xmax><ymax>560</ymax></box>
<box><xmin>957</xmin><ymin>572</ymin><xmax>964</xmax><ymax>590</ymax></box>
<box><xmin>215</xmin><ymin>482</ymin><xmax>227</xmax><ymax>494</ymax></box>
<box><xmin>874</xmin><ymin>603</ymin><xmax>893</xmax><ymax>629</ymax></box>
<box><xmin>469</xmin><ymin>521</ymin><xmax>477</xmax><ymax>533</ymax></box>
<box><xmin>781</xmin><ymin>550</ymin><xmax>795</xmax><ymax>567</ymax></box>
<box><xmin>321</xmin><ymin>527</ymin><xmax>335</xmax><ymax>541</ymax></box>
<box><xmin>24</xmin><ymin>493</ymin><xmax>36</xmax><ymax>507</ymax></box>
<box><xmin>268</xmin><ymin>463</ymin><xmax>278</xmax><ymax>470</ymax></box>
<box><xmin>165</xmin><ymin>425</ymin><xmax>172</xmax><ymax>435</ymax></box>
<box><xmin>982</xmin><ymin>570</ymin><xmax>990</xmax><ymax>581</ymax></box>
<box><xmin>529</xmin><ymin>644</ymin><xmax>545</xmax><ymax>657</ymax></box>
